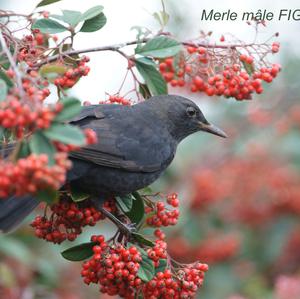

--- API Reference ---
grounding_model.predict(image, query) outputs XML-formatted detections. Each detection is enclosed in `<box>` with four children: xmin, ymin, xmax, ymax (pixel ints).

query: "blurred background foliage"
<box><xmin>1</xmin><ymin>0</ymin><xmax>300</xmax><ymax>299</ymax></box>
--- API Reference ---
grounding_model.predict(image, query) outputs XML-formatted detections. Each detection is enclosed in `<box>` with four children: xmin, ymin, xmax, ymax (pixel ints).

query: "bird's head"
<box><xmin>147</xmin><ymin>95</ymin><xmax>227</xmax><ymax>141</ymax></box>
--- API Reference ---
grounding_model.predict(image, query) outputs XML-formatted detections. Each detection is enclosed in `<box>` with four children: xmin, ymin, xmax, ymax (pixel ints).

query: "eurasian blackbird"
<box><xmin>0</xmin><ymin>95</ymin><xmax>226</xmax><ymax>232</ymax></box>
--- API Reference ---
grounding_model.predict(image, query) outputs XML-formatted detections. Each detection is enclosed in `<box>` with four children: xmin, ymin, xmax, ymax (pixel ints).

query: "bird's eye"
<box><xmin>186</xmin><ymin>106</ymin><xmax>197</xmax><ymax>117</ymax></box>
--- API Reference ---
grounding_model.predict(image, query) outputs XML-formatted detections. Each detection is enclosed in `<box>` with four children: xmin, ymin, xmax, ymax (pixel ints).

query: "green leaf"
<box><xmin>43</xmin><ymin>123</ymin><xmax>85</xmax><ymax>146</ymax></box>
<box><xmin>0</xmin><ymin>79</ymin><xmax>7</xmax><ymax>102</ymax></box>
<box><xmin>80</xmin><ymin>13</ymin><xmax>107</xmax><ymax>32</ymax></box>
<box><xmin>36</xmin><ymin>188</ymin><xmax>59</xmax><ymax>204</ymax></box>
<box><xmin>29</xmin><ymin>131</ymin><xmax>56</xmax><ymax>165</ymax></box>
<box><xmin>0</xmin><ymin>128</ymin><xmax>11</xmax><ymax>144</ymax></box>
<box><xmin>135</xmin><ymin>57</ymin><xmax>167</xmax><ymax>96</ymax></box>
<box><xmin>0</xmin><ymin>44</ymin><xmax>14</xmax><ymax>69</ymax></box>
<box><xmin>116</xmin><ymin>195</ymin><xmax>133</xmax><ymax>213</ymax></box>
<box><xmin>61</xmin><ymin>242</ymin><xmax>96</xmax><ymax>261</ymax></box>
<box><xmin>55</xmin><ymin>97</ymin><xmax>82</xmax><ymax>122</ymax></box>
<box><xmin>17</xmin><ymin>141</ymin><xmax>31</xmax><ymax>158</ymax></box>
<box><xmin>49</xmin><ymin>14</ymin><xmax>64</xmax><ymax>22</ymax></box>
<box><xmin>132</xmin><ymin>233</ymin><xmax>155</xmax><ymax>247</ymax></box>
<box><xmin>127</xmin><ymin>191</ymin><xmax>145</xmax><ymax>225</ymax></box>
<box><xmin>70</xmin><ymin>182</ymin><xmax>90</xmax><ymax>202</ymax></box>
<box><xmin>36</xmin><ymin>0</ymin><xmax>62</xmax><ymax>7</ymax></box>
<box><xmin>0</xmin><ymin>69</ymin><xmax>13</xmax><ymax>88</ymax></box>
<box><xmin>136</xmin><ymin>36</ymin><xmax>182</xmax><ymax>58</ymax></box>
<box><xmin>242</xmin><ymin>61</ymin><xmax>255</xmax><ymax>75</ymax></box>
<box><xmin>155</xmin><ymin>259</ymin><xmax>167</xmax><ymax>274</ymax></box>
<box><xmin>139</xmin><ymin>83</ymin><xmax>151</xmax><ymax>99</ymax></box>
<box><xmin>40</xmin><ymin>64</ymin><xmax>68</xmax><ymax>76</ymax></box>
<box><xmin>39</xmin><ymin>64</ymin><xmax>68</xmax><ymax>83</ymax></box>
<box><xmin>32</xmin><ymin>19</ymin><xmax>68</xmax><ymax>34</ymax></box>
<box><xmin>81</xmin><ymin>5</ymin><xmax>104</xmax><ymax>21</ymax></box>
<box><xmin>161</xmin><ymin>11</ymin><xmax>170</xmax><ymax>26</ymax></box>
<box><xmin>137</xmin><ymin>249</ymin><xmax>155</xmax><ymax>282</ymax></box>
<box><xmin>0</xmin><ymin>127</ymin><xmax>4</xmax><ymax>140</ymax></box>
<box><xmin>153</xmin><ymin>12</ymin><xmax>163</xmax><ymax>27</ymax></box>
<box><xmin>61</xmin><ymin>10</ymin><xmax>82</xmax><ymax>27</ymax></box>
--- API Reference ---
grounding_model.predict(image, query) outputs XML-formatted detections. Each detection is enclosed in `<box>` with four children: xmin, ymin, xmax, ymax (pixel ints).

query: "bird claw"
<box><xmin>92</xmin><ymin>199</ymin><xmax>136</xmax><ymax>236</ymax></box>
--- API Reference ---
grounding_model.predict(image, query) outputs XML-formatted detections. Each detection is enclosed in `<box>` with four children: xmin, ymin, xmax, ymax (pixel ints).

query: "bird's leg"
<box><xmin>91</xmin><ymin>198</ymin><xmax>136</xmax><ymax>236</ymax></box>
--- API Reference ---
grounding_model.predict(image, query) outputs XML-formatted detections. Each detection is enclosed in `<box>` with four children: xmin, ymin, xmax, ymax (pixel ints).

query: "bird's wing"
<box><xmin>69</xmin><ymin>105</ymin><xmax>174</xmax><ymax>173</ymax></box>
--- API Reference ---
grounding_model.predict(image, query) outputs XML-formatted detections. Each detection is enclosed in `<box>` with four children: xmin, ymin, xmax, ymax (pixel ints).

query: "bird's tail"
<box><xmin>0</xmin><ymin>196</ymin><xmax>39</xmax><ymax>233</ymax></box>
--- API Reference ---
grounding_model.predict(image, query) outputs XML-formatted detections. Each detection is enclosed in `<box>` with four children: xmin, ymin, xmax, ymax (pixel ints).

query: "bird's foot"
<box><xmin>95</xmin><ymin>203</ymin><xmax>136</xmax><ymax>236</ymax></box>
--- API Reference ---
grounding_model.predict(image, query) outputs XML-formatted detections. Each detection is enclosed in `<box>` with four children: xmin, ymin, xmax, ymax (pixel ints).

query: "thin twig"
<box><xmin>0</xmin><ymin>30</ymin><xmax>26</xmax><ymax>99</ymax></box>
<box><xmin>34</xmin><ymin>38</ymin><xmax>257</xmax><ymax>68</ymax></box>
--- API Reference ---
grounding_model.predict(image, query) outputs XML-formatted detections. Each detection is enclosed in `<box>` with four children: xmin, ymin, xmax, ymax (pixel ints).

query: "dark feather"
<box><xmin>69</xmin><ymin>104</ymin><xmax>176</xmax><ymax>173</ymax></box>
<box><xmin>0</xmin><ymin>196</ymin><xmax>38</xmax><ymax>233</ymax></box>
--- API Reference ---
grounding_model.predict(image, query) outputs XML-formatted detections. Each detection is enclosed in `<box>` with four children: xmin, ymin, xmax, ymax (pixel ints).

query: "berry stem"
<box><xmin>34</xmin><ymin>37</ymin><xmax>259</xmax><ymax>68</ymax></box>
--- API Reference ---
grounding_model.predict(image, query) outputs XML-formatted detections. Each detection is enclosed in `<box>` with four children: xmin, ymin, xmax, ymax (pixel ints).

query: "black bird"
<box><xmin>0</xmin><ymin>95</ymin><xmax>227</xmax><ymax>232</ymax></box>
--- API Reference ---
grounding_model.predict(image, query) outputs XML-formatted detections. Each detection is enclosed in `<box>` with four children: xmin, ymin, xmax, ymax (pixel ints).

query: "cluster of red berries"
<box><xmin>272</xmin><ymin>42</ymin><xmax>280</xmax><ymax>53</ymax></box>
<box><xmin>0</xmin><ymin>95</ymin><xmax>62</xmax><ymax>138</ymax></box>
<box><xmin>17</xmin><ymin>31</ymin><xmax>48</xmax><ymax>66</ymax></box>
<box><xmin>191</xmin><ymin>153</ymin><xmax>300</xmax><ymax>226</ymax></box>
<box><xmin>158</xmin><ymin>44</ymin><xmax>280</xmax><ymax>101</ymax></box>
<box><xmin>54</xmin><ymin>57</ymin><xmax>90</xmax><ymax>89</ymax></box>
<box><xmin>31</xmin><ymin>199</ymin><xmax>115</xmax><ymax>244</ymax></box>
<box><xmin>143</xmin><ymin>262</ymin><xmax>208</xmax><ymax>299</ymax></box>
<box><xmin>0</xmin><ymin>153</ymin><xmax>70</xmax><ymax>198</ymax></box>
<box><xmin>193</xmin><ymin>233</ymin><xmax>240</xmax><ymax>264</ymax></box>
<box><xmin>21</xmin><ymin>75</ymin><xmax>51</xmax><ymax>102</ymax></box>
<box><xmin>145</xmin><ymin>193</ymin><xmax>180</xmax><ymax>227</ymax></box>
<box><xmin>154</xmin><ymin>228</ymin><xmax>166</xmax><ymax>240</ymax></box>
<box><xmin>98</xmin><ymin>95</ymin><xmax>132</xmax><ymax>106</ymax></box>
<box><xmin>147</xmin><ymin>239</ymin><xmax>167</xmax><ymax>267</ymax></box>
<box><xmin>81</xmin><ymin>235</ymin><xmax>208</xmax><ymax>299</ymax></box>
<box><xmin>81</xmin><ymin>235</ymin><xmax>142</xmax><ymax>298</ymax></box>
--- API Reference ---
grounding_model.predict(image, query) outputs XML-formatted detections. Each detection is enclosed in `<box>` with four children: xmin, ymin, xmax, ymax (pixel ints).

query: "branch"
<box><xmin>35</xmin><ymin>38</ymin><xmax>256</xmax><ymax>68</ymax></box>
<box><xmin>0</xmin><ymin>11</ymin><xmax>30</xmax><ymax>18</ymax></box>
<box><xmin>35</xmin><ymin>39</ymin><xmax>148</xmax><ymax>67</ymax></box>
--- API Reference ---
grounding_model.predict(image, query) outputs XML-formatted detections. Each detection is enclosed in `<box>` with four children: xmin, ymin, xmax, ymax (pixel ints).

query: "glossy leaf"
<box><xmin>132</xmin><ymin>232</ymin><xmax>155</xmax><ymax>247</ymax></box>
<box><xmin>17</xmin><ymin>141</ymin><xmax>31</xmax><ymax>158</ymax></box>
<box><xmin>153</xmin><ymin>11</ymin><xmax>169</xmax><ymax>27</ymax></box>
<box><xmin>32</xmin><ymin>19</ymin><xmax>67</xmax><ymax>34</ymax></box>
<box><xmin>127</xmin><ymin>192</ymin><xmax>145</xmax><ymax>225</ymax></box>
<box><xmin>0</xmin><ymin>79</ymin><xmax>7</xmax><ymax>102</ymax></box>
<box><xmin>139</xmin><ymin>83</ymin><xmax>151</xmax><ymax>99</ymax></box>
<box><xmin>29</xmin><ymin>131</ymin><xmax>56</xmax><ymax>165</ymax></box>
<box><xmin>242</xmin><ymin>61</ymin><xmax>255</xmax><ymax>75</ymax></box>
<box><xmin>36</xmin><ymin>188</ymin><xmax>59</xmax><ymax>204</ymax></box>
<box><xmin>0</xmin><ymin>127</ymin><xmax>4</xmax><ymax>140</ymax></box>
<box><xmin>62</xmin><ymin>10</ymin><xmax>82</xmax><ymax>27</ymax></box>
<box><xmin>43</xmin><ymin>123</ymin><xmax>85</xmax><ymax>146</ymax></box>
<box><xmin>0</xmin><ymin>69</ymin><xmax>13</xmax><ymax>88</ymax></box>
<box><xmin>116</xmin><ymin>195</ymin><xmax>133</xmax><ymax>213</ymax></box>
<box><xmin>81</xmin><ymin>5</ymin><xmax>104</xmax><ymax>21</ymax></box>
<box><xmin>155</xmin><ymin>259</ymin><xmax>167</xmax><ymax>274</ymax></box>
<box><xmin>136</xmin><ymin>36</ymin><xmax>182</xmax><ymax>58</ymax></box>
<box><xmin>135</xmin><ymin>57</ymin><xmax>167</xmax><ymax>95</ymax></box>
<box><xmin>70</xmin><ymin>182</ymin><xmax>90</xmax><ymax>202</ymax></box>
<box><xmin>49</xmin><ymin>14</ymin><xmax>64</xmax><ymax>22</ymax></box>
<box><xmin>40</xmin><ymin>64</ymin><xmax>68</xmax><ymax>76</ymax></box>
<box><xmin>55</xmin><ymin>97</ymin><xmax>82</xmax><ymax>122</ymax></box>
<box><xmin>36</xmin><ymin>0</ymin><xmax>62</xmax><ymax>7</ymax></box>
<box><xmin>80</xmin><ymin>13</ymin><xmax>107</xmax><ymax>32</ymax></box>
<box><xmin>61</xmin><ymin>242</ymin><xmax>96</xmax><ymax>261</ymax></box>
<box><xmin>137</xmin><ymin>249</ymin><xmax>155</xmax><ymax>282</ymax></box>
